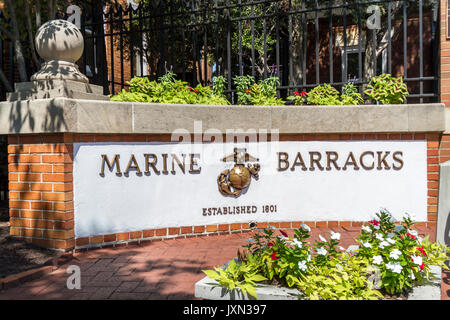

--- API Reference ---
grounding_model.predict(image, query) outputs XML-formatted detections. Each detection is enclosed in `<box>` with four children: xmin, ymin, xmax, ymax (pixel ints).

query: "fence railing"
<box><xmin>79</xmin><ymin>0</ymin><xmax>440</xmax><ymax>104</ymax></box>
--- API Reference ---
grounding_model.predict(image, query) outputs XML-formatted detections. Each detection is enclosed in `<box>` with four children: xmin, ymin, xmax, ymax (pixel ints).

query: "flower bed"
<box><xmin>110</xmin><ymin>72</ymin><xmax>408</xmax><ymax>106</ymax></box>
<box><xmin>201</xmin><ymin>210</ymin><xmax>449</xmax><ymax>300</ymax></box>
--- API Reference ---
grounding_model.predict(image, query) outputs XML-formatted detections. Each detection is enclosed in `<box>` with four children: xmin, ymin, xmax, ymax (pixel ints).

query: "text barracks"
<box><xmin>277</xmin><ymin>150</ymin><xmax>404</xmax><ymax>171</ymax></box>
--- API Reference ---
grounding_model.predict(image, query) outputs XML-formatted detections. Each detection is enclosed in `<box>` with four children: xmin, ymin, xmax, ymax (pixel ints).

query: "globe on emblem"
<box><xmin>228</xmin><ymin>165</ymin><xmax>251</xmax><ymax>190</ymax></box>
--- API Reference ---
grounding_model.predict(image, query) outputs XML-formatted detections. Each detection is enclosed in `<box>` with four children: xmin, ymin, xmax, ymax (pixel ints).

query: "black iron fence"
<box><xmin>79</xmin><ymin>0</ymin><xmax>440</xmax><ymax>104</ymax></box>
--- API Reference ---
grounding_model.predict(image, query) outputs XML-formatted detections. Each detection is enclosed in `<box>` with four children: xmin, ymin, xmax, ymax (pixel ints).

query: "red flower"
<box><xmin>268</xmin><ymin>242</ymin><xmax>274</xmax><ymax>247</ymax></box>
<box><xmin>246</xmin><ymin>89</ymin><xmax>251</xmax><ymax>94</ymax></box>
<box><xmin>300</xmin><ymin>91</ymin><xmax>307</xmax><ymax>97</ymax></box>
<box><xmin>368</xmin><ymin>219</ymin><xmax>379</xmax><ymax>226</ymax></box>
<box><xmin>406</xmin><ymin>232</ymin><xmax>415</xmax><ymax>239</ymax></box>
<box><xmin>416</xmin><ymin>246</ymin><xmax>427</xmax><ymax>256</ymax></box>
<box><xmin>272</xmin><ymin>252</ymin><xmax>278</xmax><ymax>260</ymax></box>
<box><xmin>293</xmin><ymin>91</ymin><xmax>299</xmax><ymax>97</ymax></box>
<box><xmin>418</xmin><ymin>263</ymin><xmax>425</xmax><ymax>271</ymax></box>
<box><xmin>280</xmin><ymin>230</ymin><xmax>288</xmax><ymax>237</ymax></box>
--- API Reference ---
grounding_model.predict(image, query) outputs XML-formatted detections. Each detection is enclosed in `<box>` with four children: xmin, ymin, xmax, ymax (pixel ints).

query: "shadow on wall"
<box><xmin>6</xmin><ymin>99</ymin><xmax>68</xmax><ymax>133</ymax></box>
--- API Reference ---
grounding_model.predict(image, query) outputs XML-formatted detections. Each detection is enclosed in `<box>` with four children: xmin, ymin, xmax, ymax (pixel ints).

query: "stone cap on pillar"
<box><xmin>7</xmin><ymin>19</ymin><xmax>108</xmax><ymax>102</ymax></box>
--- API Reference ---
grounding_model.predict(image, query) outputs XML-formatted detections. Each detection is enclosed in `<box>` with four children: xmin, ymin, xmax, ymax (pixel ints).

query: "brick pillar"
<box><xmin>441</xmin><ymin>0</ymin><xmax>450</xmax><ymax>163</ymax></box>
<box><xmin>7</xmin><ymin>134</ymin><xmax>74</xmax><ymax>251</ymax></box>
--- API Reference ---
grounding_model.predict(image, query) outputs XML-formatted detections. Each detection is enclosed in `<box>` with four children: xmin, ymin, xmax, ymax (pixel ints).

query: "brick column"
<box><xmin>442</xmin><ymin>0</ymin><xmax>450</xmax><ymax>107</ymax></box>
<box><xmin>440</xmin><ymin>1</ymin><xmax>450</xmax><ymax>166</ymax></box>
<box><xmin>7</xmin><ymin>134</ymin><xmax>74</xmax><ymax>251</ymax></box>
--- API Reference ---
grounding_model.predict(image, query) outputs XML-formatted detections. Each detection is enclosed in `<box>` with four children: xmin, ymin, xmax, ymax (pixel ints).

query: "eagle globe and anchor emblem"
<box><xmin>217</xmin><ymin>147</ymin><xmax>260</xmax><ymax>197</ymax></box>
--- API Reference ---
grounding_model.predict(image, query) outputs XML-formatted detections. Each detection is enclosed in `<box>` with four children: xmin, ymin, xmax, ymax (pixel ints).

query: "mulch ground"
<box><xmin>0</xmin><ymin>211</ymin><xmax>63</xmax><ymax>279</ymax></box>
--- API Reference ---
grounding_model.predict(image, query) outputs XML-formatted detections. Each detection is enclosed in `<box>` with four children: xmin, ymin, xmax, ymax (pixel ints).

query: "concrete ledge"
<box><xmin>445</xmin><ymin>108</ymin><xmax>450</xmax><ymax>134</ymax></box>
<box><xmin>0</xmin><ymin>98</ymin><xmax>445</xmax><ymax>134</ymax></box>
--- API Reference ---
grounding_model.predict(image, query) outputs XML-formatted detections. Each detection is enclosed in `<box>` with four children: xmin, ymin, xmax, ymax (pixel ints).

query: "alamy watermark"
<box><xmin>66</xmin><ymin>265</ymin><xmax>81</xmax><ymax>290</ymax></box>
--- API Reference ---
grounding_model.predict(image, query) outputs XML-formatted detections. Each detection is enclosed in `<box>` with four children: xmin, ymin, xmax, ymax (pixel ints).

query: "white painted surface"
<box><xmin>73</xmin><ymin>141</ymin><xmax>427</xmax><ymax>238</ymax></box>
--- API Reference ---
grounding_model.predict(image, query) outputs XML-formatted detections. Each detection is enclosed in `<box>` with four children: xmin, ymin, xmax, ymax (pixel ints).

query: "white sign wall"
<box><xmin>73</xmin><ymin>141</ymin><xmax>427</xmax><ymax>238</ymax></box>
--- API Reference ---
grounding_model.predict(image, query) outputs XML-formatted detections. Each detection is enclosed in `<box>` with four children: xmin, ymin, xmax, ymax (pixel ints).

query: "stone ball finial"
<box><xmin>31</xmin><ymin>19</ymin><xmax>88</xmax><ymax>83</ymax></box>
<box><xmin>35</xmin><ymin>19</ymin><xmax>84</xmax><ymax>62</ymax></box>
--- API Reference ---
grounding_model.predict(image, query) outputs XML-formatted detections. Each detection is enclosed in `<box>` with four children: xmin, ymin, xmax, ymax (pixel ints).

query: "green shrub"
<box><xmin>356</xmin><ymin>210</ymin><xmax>450</xmax><ymax>295</ymax></box>
<box><xmin>110</xmin><ymin>71</ymin><xmax>230</xmax><ymax>105</ymax></box>
<box><xmin>306</xmin><ymin>83</ymin><xmax>342</xmax><ymax>105</ymax></box>
<box><xmin>341</xmin><ymin>82</ymin><xmax>364</xmax><ymax>105</ymax></box>
<box><xmin>234</xmin><ymin>75</ymin><xmax>285</xmax><ymax>106</ymax></box>
<box><xmin>364</xmin><ymin>73</ymin><xmax>409</xmax><ymax>104</ymax></box>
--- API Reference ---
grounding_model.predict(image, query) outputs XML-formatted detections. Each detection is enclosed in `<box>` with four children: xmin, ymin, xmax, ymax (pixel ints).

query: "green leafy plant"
<box><xmin>297</xmin><ymin>252</ymin><xmax>384</xmax><ymax>300</ymax></box>
<box><xmin>306</xmin><ymin>83</ymin><xmax>342</xmax><ymax>105</ymax></box>
<box><xmin>356</xmin><ymin>210</ymin><xmax>450</xmax><ymax>295</ymax></box>
<box><xmin>110</xmin><ymin>71</ymin><xmax>230</xmax><ymax>105</ymax></box>
<box><xmin>364</xmin><ymin>73</ymin><xmax>409</xmax><ymax>104</ymax></box>
<box><xmin>286</xmin><ymin>90</ymin><xmax>308</xmax><ymax>105</ymax></box>
<box><xmin>341</xmin><ymin>82</ymin><xmax>364</xmax><ymax>105</ymax></box>
<box><xmin>202</xmin><ymin>258</ymin><xmax>267</xmax><ymax>299</ymax></box>
<box><xmin>234</xmin><ymin>75</ymin><xmax>284</xmax><ymax>106</ymax></box>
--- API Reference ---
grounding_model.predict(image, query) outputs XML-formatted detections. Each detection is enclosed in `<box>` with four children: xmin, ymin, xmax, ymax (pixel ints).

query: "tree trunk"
<box><xmin>35</xmin><ymin>0</ymin><xmax>41</xmax><ymax>28</ymax></box>
<box><xmin>6</xmin><ymin>0</ymin><xmax>28</xmax><ymax>82</ymax></box>
<box><xmin>24</xmin><ymin>0</ymin><xmax>40</xmax><ymax>70</ymax></box>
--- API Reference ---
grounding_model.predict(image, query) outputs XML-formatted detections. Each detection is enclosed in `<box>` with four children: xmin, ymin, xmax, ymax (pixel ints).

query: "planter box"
<box><xmin>194</xmin><ymin>259</ymin><xmax>442</xmax><ymax>300</ymax></box>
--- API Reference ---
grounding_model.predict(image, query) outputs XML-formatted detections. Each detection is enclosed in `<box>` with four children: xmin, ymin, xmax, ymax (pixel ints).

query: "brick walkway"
<box><xmin>0</xmin><ymin>226</ymin><xmax>448</xmax><ymax>300</ymax></box>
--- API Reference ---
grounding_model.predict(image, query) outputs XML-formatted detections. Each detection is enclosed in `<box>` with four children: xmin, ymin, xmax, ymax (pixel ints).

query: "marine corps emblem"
<box><xmin>217</xmin><ymin>147</ymin><xmax>260</xmax><ymax>197</ymax></box>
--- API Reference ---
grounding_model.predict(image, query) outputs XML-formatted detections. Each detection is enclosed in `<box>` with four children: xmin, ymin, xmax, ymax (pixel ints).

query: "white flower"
<box><xmin>301</xmin><ymin>223</ymin><xmax>311</xmax><ymax>232</ymax></box>
<box><xmin>386</xmin><ymin>262</ymin><xmax>402</xmax><ymax>274</ymax></box>
<box><xmin>378</xmin><ymin>240</ymin><xmax>389</xmax><ymax>249</ymax></box>
<box><xmin>298</xmin><ymin>261</ymin><xmax>307</xmax><ymax>271</ymax></box>
<box><xmin>386</xmin><ymin>238</ymin><xmax>396</xmax><ymax>245</ymax></box>
<box><xmin>306</xmin><ymin>253</ymin><xmax>312</xmax><ymax>262</ymax></box>
<box><xmin>318</xmin><ymin>235</ymin><xmax>326</xmax><ymax>242</ymax></box>
<box><xmin>389</xmin><ymin>248</ymin><xmax>402</xmax><ymax>260</ymax></box>
<box><xmin>375</xmin><ymin>233</ymin><xmax>384</xmax><ymax>241</ymax></box>
<box><xmin>411</xmin><ymin>255</ymin><xmax>423</xmax><ymax>266</ymax></box>
<box><xmin>278</xmin><ymin>235</ymin><xmax>289</xmax><ymax>243</ymax></box>
<box><xmin>330</xmin><ymin>231</ymin><xmax>341</xmax><ymax>241</ymax></box>
<box><xmin>410</xmin><ymin>271</ymin><xmax>416</xmax><ymax>280</ymax></box>
<box><xmin>292</xmin><ymin>239</ymin><xmax>303</xmax><ymax>248</ymax></box>
<box><xmin>361</xmin><ymin>225</ymin><xmax>372</xmax><ymax>233</ymax></box>
<box><xmin>317</xmin><ymin>247</ymin><xmax>327</xmax><ymax>255</ymax></box>
<box><xmin>362</xmin><ymin>241</ymin><xmax>372</xmax><ymax>248</ymax></box>
<box><xmin>372</xmin><ymin>255</ymin><xmax>383</xmax><ymax>265</ymax></box>
<box><xmin>338</xmin><ymin>246</ymin><xmax>346</xmax><ymax>251</ymax></box>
